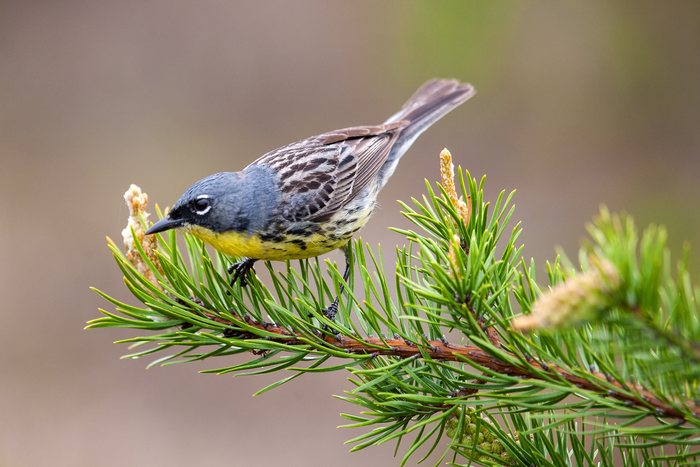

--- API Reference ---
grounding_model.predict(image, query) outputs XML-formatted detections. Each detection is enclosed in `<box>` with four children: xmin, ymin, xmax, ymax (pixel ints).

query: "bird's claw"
<box><xmin>321</xmin><ymin>299</ymin><xmax>340</xmax><ymax>334</ymax></box>
<box><xmin>227</xmin><ymin>258</ymin><xmax>257</xmax><ymax>288</ymax></box>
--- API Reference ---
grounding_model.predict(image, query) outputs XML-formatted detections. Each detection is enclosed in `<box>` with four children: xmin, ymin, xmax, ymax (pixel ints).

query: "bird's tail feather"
<box><xmin>377</xmin><ymin>79</ymin><xmax>475</xmax><ymax>188</ymax></box>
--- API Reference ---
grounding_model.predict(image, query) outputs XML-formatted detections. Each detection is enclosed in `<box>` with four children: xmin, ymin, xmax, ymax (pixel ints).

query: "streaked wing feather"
<box><xmin>309</xmin><ymin>121</ymin><xmax>406</xmax><ymax>219</ymax></box>
<box><xmin>340</xmin><ymin>131</ymin><xmax>398</xmax><ymax>199</ymax></box>
<box><xmin>247</xmin><ymin>121</ymin><xmax>407</xmax><ymax>222</ymax></box>
<box><xmin>314</xmin><ymin>121</ymin><xmax>404</xmax><ymax>145</ymax></box>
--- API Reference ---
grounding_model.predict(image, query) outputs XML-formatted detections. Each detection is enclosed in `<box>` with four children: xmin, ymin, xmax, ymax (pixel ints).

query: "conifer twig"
<box><xmin>92</xmin><ymin>151</ymin><xmax>700</xmax><ymax>465</ymax></box>
<box><xmin>198</xmin><ymin>307</ymin><xmax>698</xmax><ymax>421</ymax></box>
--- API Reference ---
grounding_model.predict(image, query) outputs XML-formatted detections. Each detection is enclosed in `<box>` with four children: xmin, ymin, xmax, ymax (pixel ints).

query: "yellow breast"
<box><xmin>182</xmin><ymin>200</ymin><xmax>374</xmax><ymax>261</ymax></box>
<box><xmin>182</xmin><ymin>224</ymin><xmax>348</xmax><ymax>261</ymax></box>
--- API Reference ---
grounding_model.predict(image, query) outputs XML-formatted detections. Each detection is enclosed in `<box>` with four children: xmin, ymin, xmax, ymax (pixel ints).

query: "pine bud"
<box><xmin>447</xmin><ymin>234</ymin><xmax>463</xmax><ymax>280</ymax></box>
<box><xmin>513</xmin><ymin>256</ymin><xmax>619</xmax><ymax>331</ymax></box>
<box><xmin>122</xmin><ymin>184</ymin><xmax>164</xmax><ymax>289</ymax></box>
<box><xmin>439</xmin><ymin>148</ymin><xmax>470</xmax><ymax>226</ymax></box>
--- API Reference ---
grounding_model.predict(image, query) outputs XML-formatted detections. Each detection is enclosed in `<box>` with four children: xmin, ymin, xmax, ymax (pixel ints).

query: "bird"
<box><xmin>145</xmin><ymin>79</ymin><xmax>475</xmax><ymax>326</ymax></box>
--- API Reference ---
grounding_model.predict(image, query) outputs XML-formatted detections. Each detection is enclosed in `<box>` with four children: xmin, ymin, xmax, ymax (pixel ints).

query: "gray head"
<box><xmin>145</xmin><ymin>167</ymin><xmax>280</xmax><ymax>236</ymax></box>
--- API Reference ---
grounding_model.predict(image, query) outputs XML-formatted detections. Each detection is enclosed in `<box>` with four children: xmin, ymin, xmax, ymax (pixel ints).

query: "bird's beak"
<box><xmin>146</xmin><ymin>215</ymin><xmax>184</xmax><ymax>235</ymax></box>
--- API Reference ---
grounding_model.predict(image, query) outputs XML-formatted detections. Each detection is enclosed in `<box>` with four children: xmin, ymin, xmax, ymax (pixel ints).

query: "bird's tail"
<box><xmin>376</xmin><ymin>79</ymin><xmax>475</xmax><ymax>189</ymax></box>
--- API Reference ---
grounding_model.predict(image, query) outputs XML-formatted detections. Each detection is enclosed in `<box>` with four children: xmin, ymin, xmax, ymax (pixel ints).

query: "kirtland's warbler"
<box><xmin>146</xmin><ymin>79</ymin><xmax>475</xmax><ymax>324</ymax></box>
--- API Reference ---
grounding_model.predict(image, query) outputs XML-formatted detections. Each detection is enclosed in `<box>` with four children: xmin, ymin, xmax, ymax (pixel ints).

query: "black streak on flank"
<box><xmin>259</xmin><ymin>232</ymin><xmax>286</xmax><ymax>243</ymax></box>
<box><xmin>287</xmin><ymin>239</ymin><xmax>307</xmax><ymax>250</ymax></box>
<box><xmin>335</xmin><ymin>217</ymin><xmax>356</xmax><ymax>225</ymax></box>
<box><xmin>287</xmin><ymin>225</ymin><xmax>320</xmax><ymax>236</ymax></box>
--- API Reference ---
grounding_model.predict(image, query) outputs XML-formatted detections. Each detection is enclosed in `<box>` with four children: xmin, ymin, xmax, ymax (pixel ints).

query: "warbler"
<box><xmin>146</xmin><ymin>79</ymin><xmax>475</xmax><ymax>323</ymax></box>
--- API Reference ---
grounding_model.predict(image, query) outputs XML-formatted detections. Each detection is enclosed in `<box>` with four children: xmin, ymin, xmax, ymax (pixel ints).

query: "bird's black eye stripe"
<box><xmin>194</xmin><ymin>197</ymin><xmax>210</xmax><ymax>213</ymax></box>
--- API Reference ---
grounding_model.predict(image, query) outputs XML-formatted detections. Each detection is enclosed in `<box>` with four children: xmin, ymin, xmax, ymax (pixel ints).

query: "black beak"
<box><xmin>146</xmin><ymin>215</ymin><xmax>184</xmax><ymax>235</ymax></box>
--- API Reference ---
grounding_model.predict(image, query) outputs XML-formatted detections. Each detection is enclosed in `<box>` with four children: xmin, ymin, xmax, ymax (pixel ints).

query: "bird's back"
<box><xmin>226</xmin><ymin>79</ymin><xmax>475</xmax><ymax>260</ymax></box>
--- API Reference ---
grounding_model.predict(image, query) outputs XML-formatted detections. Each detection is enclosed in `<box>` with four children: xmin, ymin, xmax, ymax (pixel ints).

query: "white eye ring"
<box><xmin>194</xmin><ymin>195</ymin><xmax>212</xmax><ymax>215</ymax></box>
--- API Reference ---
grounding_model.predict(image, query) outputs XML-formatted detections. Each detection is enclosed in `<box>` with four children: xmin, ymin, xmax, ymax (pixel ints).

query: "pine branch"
<box><xmin>91</xmin><ymin>152</ymin><xmax>700</xmax><ymax>466</ymax></box>
<box><xmin>199</xmin><ymin>305</ymin><xmax>698</xmax><ymax>421</ymax></box>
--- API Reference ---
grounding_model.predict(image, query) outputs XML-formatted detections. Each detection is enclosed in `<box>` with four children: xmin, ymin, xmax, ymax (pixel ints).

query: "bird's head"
<box><xmin>145</xmin><ymin>171</ymin><xmax>254</xmax><ymax>237</ymax></box>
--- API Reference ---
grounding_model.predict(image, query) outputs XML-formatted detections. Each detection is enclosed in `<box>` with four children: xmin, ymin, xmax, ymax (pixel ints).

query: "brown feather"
<box><xmin>247</xmin><ymin>121</ymin><xmax>408</xmax><ymax>223</ymax></box>
<box><xmin>245</xmin><ymin>79</ymin><xmax>474</xmax><ymax>225</ymax></box>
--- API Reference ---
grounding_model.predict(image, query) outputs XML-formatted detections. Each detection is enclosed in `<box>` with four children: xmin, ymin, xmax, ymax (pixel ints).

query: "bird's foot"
<box><xmin>228</xmin><ymin>258</ymin><xmax>258</xmax><ymax>288</ymax></box>
<box><xmin>321</xmin><ymin>298</ymin><xmax>340</xmax><ymax>334</ymax></box>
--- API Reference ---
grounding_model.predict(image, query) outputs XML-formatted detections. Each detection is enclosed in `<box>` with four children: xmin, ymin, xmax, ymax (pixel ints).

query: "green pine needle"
<box><xmin>93</xmin><ymin>169</ymin><xmax>700</xmax><ymax>466</ymax></box>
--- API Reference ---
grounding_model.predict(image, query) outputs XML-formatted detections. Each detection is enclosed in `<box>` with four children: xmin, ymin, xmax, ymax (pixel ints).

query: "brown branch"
<box><xmin>475</xmin><ymin>316</ymin><xmax>502</xmax><ymax>350</ymax></box>
<box><xmin>202</xmin><ymin>310</ymin><xmax>699</xmax><ymax>421</ymax></box>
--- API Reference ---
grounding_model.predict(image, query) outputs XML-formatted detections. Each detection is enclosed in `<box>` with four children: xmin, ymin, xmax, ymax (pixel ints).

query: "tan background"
<box><xmin>1</xmin><ymin>1</ymin><xmax>699</xmax><ymax>466</ymax></box>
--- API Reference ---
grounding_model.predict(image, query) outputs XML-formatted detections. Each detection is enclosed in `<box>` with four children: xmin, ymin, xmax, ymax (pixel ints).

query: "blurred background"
<box><xmin>1</xmin><ymin>1</ymin><xmax>699</xmax><ymax>466</ymax></box>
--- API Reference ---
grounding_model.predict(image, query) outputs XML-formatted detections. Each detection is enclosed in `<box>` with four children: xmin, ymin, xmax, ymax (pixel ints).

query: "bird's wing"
<box><xmin>248</xmin><ymin>122</ymin><xmax>407</xmax><ymax>222</ymax></box>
